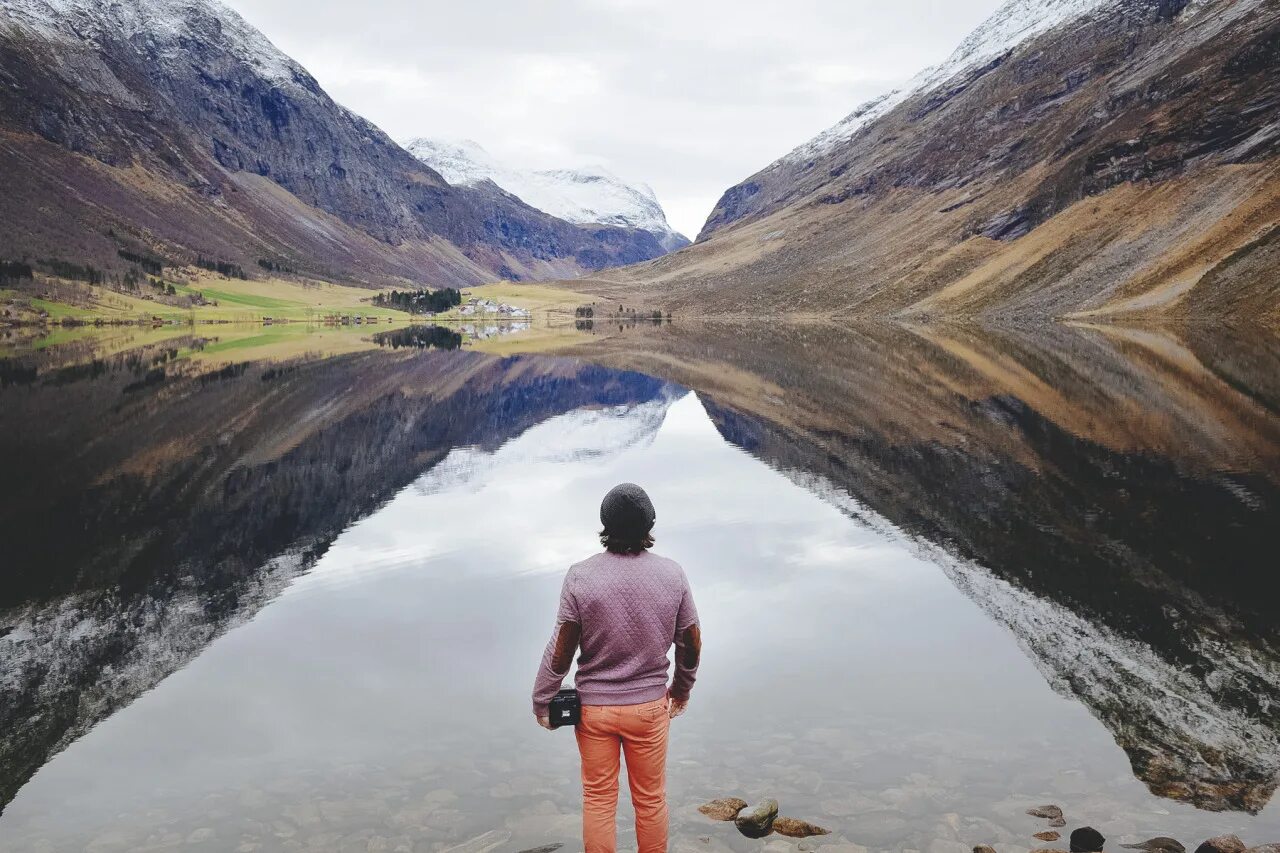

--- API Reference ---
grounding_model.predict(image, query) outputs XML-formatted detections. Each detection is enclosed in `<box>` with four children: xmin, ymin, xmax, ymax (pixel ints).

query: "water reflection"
<box><xmin>0</xmin><ymin>345</ymin><xmax>672</xmax><ymax>820</ymax></box>
<box><xmin>566</xmin><ymin>321</ymin><xmax>1280</xmax><ymax>814</ymax></box>
<box><xmin>0</xmin><ymin>321</ymin><xmax>1278</xmax><ymax>850</ymax></box>
<box><xmin>373</xmin><ymin>325</ymin><xmax>464</xmax><ymax>350</ymax></box>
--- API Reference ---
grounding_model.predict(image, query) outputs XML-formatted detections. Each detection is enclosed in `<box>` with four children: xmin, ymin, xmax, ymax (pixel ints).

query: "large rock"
<box><xmin>734</xmin><ymin>800</ymin><xmax>779</xmax><ymax>839</ymax></box>
<box><xmin>698</xmin><ymin>798</ymin><xmax>748</xmax><ymax>821</ymax></box>
<box><xmin>771</xmin><ymin>817</ymin><xmax>831</xmax><ymax>839</ymax></box>
<box><xmin>1194</xmin><ymin>837</ymin><xmax>1245</xmax><ymax>853</ymax></box>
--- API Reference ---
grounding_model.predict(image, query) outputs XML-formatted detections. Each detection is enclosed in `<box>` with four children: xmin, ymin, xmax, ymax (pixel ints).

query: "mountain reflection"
<box><xmin>0</xmin><ymin>344</ymin><xmax>674</xmax><ymax>815</ymax></box>
<box><xmin>566</xmin><ymin>320</ymin><xmax>1280</xmax><ymax>814</ymax></box>
<box><xmin>2</xmin><ymin>320</ymin><xmax>1278</xmax><ymax>822</ymax></box>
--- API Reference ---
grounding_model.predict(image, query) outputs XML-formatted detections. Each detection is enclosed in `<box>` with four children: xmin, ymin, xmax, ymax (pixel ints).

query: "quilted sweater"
<box><xmin>532</xmin><ymin>551</ymin><xmax>700</xmax><ymax>715</ymax></box>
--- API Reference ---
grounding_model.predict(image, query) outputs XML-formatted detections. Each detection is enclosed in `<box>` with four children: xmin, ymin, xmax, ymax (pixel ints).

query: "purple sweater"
<box><xmin>533</xmin><ymin>551</ymin><xmax>700</xmax><ymax>715</ymax></box>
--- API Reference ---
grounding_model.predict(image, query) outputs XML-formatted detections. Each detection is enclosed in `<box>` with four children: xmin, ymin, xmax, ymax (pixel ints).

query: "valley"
<box><xmin>1</xmin><ymin>0</ymin><xmax>1279</xmax><ymax>849</ymax></box>
<box><xmin>564</xmin><ymin>0</ymin><xmax>1280</xmax><ymax>327</ymax></box>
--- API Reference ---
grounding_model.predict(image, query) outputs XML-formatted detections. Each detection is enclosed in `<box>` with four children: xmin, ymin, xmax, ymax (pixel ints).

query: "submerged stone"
<box><xmin>1194</xmin><ymin>837</ymin><xmax>1245</xmax><ymax>853</ymax></box>
<box><xmin>1071</xmin><ymin>827</ymin><xmax>1106</xmax><ymax>853</ymax></box>
<box><xmin>1123</xmin><ymin>839</ymin><xmax>1185</xmax><ymax>853</ymax></box>
<box><xmin>1036</xmin><ymin>832</ymin><xmax>1063</xmax><ymax>842</ymax></box>
<box><xmin>698</xmin><ymin>798</ymin><xmax>748</xmax><ymax>821</ymax></box>
<box><xmin>1027</xmin><ymin>806</ymin><xmax>1064</xmax><ymax>821</ymax></box>
<box><xmin>771</xmin><ymin>817</ymin><xmax>831</xmax><ymax>838</ymax></box>
<box><xmin>734</xmin><ymin>800</ymin><xmax>779</xmax><ymax>838</ymax></box>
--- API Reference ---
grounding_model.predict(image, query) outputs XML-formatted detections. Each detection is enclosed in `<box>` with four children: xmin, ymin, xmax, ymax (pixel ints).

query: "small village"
<box><xmin>454</xmin><ymin>296</ymin><xmax>531</xmax><ymax>319</ymax></box>
<box><xmin>313</xmin><ymin>294</ymin><xmax>532</xmax><ymax>327</ymax></box>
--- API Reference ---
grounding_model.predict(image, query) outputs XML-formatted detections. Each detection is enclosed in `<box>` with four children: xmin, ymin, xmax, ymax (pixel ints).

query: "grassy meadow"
<box><xmin>1</xmin><ymin>270</ymin><xmax>605</xmax><ymax>364</ymax></box>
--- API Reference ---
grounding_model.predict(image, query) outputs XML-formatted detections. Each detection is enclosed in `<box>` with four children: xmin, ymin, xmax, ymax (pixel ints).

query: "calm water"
<box><xmin>1</xmin><ymin>323</ymin><xmax>1278</xmax><ymax>853</ymax></box>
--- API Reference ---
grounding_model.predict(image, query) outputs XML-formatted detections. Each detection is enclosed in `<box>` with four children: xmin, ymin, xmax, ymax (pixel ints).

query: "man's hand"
<box><xmin>536</xmin><ymin>714</ymin><xmax>553</xmax><ymax>730</ymax></box>
<box><xmin>668</xmin><ymin>693</ymin><xmax>688</xmax><ymax>719</ymax></box>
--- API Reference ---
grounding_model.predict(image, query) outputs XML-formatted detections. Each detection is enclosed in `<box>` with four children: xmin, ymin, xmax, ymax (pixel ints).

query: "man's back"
<box><xmin>531</xmin><ymin>483</ymin><xmax>700</xmax><ymax>853</ymax></box>
<box><xmin>566</xmin><ymin>551</ymin><xmax>697</xmax><ymax>706</ymax></box>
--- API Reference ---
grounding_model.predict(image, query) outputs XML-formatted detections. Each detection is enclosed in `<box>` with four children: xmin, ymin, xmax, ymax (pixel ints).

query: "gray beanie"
<box><xmin>600</xmin><ymin>483</ymin><xmax>656</xmax><ymax>536</ymax></box>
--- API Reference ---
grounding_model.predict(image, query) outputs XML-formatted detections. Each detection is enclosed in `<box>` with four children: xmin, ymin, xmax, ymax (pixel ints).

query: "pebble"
<box><xmin>1026</xmin><ymin>806</ymin><xmax>1064</xmax><ymax>822</ymax></box>
<box><xmin>1195</xmin><ymin>837</ymin><xmax>1246</xmax><ymax>853</ymax></box>
<box><xmin>1122</xmin><ymin>839</ymin><xmax>1184</xmax><ymax>853</ymax></box>
<box><xmin>1035</xmin><ymin>833</ymin><xmax>1061</xmax><ymax>843</ymax></box>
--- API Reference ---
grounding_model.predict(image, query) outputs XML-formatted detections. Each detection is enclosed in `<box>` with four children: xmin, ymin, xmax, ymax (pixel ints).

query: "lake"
<box><xmin>1</xmin><ymin>321</ymin><xmax>1278</xmax><ymax>853</ymax></box>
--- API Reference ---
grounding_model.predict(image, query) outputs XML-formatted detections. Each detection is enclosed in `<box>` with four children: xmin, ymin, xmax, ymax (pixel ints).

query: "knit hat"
<box><xmin>600</xmin><ymin>483</ymin><xmax>656</xmax><ymax>536</ymax></box>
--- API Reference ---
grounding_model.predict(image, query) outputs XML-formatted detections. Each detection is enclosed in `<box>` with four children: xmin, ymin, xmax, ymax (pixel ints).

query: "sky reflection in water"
<box><xmin>0</xmin><ymin>331</ymin><xmax>1277</xmax><ymax>852</ymax></box>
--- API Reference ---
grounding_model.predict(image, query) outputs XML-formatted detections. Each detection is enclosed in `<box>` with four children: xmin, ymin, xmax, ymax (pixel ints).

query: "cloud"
<box><xmin>222</xmin><ymin>0</ymin><xmax>1001</xmax><ymax>238</ymax></box>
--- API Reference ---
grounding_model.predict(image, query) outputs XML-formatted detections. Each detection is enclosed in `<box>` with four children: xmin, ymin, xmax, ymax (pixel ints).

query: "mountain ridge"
<box><xmin>404</xmin><ymin>138</ymin><xmax>690</xmax><ymax>253</ymax></box>
<box><xmin>571</xmin><ymin>0</ymin><xmax>1280</xmax><ymax>325</ymax></box>
<box><xmin>0</xmin><ymin>0</ymin><xmax>672</xmax><ymax>287</ymax></box>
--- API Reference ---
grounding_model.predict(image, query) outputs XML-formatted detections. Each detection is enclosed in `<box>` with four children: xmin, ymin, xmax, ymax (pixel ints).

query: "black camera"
<box><xmin>549</xmin><ymin>688</ymin><xmax>580</xmax><ymax>729</ymax></box>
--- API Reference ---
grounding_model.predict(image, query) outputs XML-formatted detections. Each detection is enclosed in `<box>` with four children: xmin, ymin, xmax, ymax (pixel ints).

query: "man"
<box><xmin>533</xmin><ymin>483</ymin><xmax>702</xmax><ymax>853</ymax></box>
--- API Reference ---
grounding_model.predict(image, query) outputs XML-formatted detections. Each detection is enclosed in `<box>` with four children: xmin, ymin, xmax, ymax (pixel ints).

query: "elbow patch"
<box><xmin>551</xmin><ymin>620</ymin><xmax>581</xmax><ymax>675</ymax></box>
<box><xmin>680</xmin><ymin>624</ymin><xmax>701</xmax><ymax>669</ymax></box>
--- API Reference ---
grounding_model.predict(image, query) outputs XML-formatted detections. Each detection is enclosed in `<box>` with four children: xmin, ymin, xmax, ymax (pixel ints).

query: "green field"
<box><xmin>2</xmin><ymin>273</ymin><xmax>603</xmax><ymax>362</ymax></box>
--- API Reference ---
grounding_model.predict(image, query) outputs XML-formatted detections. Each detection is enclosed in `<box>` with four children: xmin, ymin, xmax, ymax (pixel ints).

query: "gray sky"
<box><xmin>223</xmin><ymin>0</ymin><xmax>1002</xmax><ymax>238</ymax></box>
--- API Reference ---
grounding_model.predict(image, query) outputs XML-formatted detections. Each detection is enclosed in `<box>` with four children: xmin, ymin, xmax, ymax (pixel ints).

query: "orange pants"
<box><xmin>575</xmin><ymin>697</ymin><xmax>670</xmax><ymax>853</ymax></box>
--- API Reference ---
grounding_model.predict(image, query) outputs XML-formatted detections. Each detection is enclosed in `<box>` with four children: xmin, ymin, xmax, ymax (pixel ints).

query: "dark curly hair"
<box><xmin>600</xmin><ymin>528</ymin><xmax>655</xmax><ymax>555</ymax></box>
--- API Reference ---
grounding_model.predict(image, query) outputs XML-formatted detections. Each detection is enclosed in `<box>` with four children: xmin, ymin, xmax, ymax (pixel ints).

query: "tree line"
<box><xmin>372</xmin><ymin>288</ymin><xmax>462</xmax><ymax>314</ymax></box>
<box><xmin>196</xmin><ymin>256</ymin><xmax>247</xmax><ymax>279</ymax></box>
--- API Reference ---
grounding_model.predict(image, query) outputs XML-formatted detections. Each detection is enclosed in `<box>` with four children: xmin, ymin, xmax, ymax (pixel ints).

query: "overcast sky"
<box><xmin>223</xmin><ymin>0</ymin><xmax>1002</xmax><ymax>238</ymax></box>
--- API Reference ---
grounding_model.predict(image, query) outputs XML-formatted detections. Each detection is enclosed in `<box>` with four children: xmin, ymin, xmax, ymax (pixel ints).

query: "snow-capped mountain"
<box><xmin>0</xmin><ymin>0</ymin><xmax>673</xmax><ymax>284</ymax></box>
<box><xmin>782</xmin><ymin>0</ymin><xmax>1130</xmax><ymax>166</ymax></box>
<box><xmin>404</xmin><ymin>138</ymin><xmax>690</xmax><ymax>253</ymax></box>
<box><xmin>0</xmin><ymin>0</ymin><xmax>306</xmax><ymax>85</ymax></box>
<box><xmin>606</xmin><ymin>0</ymin><xmax>1279</xmax><ymax>324</ymax></box>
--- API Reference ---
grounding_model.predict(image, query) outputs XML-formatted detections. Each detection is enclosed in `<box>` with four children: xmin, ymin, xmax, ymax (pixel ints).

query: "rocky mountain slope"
<box><xmin>576</xmin><ymin>0</ymin><xmax>1280</xmax><ymax>324</ymax></box>
<box><xmin>405</xmin><ymin>138</ymin><xmax>690</xmax><ymax>253</ymax></box>
<box><xmin>0</xmin><ymin>0</ymin><xmax>669</xmax><ymax>286</ymax></box>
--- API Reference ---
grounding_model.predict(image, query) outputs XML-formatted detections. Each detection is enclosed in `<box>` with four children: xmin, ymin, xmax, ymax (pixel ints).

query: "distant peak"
<box><xmin>403</xmin><ymin>136</ymin><xmax>682</xmax><ymax>244</ymax></box>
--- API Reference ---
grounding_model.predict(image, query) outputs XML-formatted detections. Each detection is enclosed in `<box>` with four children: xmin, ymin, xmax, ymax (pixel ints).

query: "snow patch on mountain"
<box><xmin>781</xmin><ymin>0</ymin><xmax>1131</xmax><ymax>165</ymax></box>
<box><xmin>404</xmin><ymin>138</ymin><xmax>689</xmax><ymax>252</ymax></box>
<box><xmin>0</xmin><ymin>0</ymin><xmax>307</xmax><ymax>88</ymax></box>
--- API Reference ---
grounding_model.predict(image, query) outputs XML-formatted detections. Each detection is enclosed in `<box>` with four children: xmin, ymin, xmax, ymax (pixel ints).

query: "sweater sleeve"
<box><xmin>532</xmin><ymin>569</ymin><xmax>581</xmax><ymax>716</ymax></box>
<box><xmin>669</xmin><ymin>571</ymin><xmax>701</xmax><ymax>701</ymax></box>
